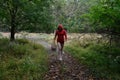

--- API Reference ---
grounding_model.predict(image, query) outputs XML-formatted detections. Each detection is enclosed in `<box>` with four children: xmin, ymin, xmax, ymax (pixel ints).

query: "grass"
<box><xmin>0</xmin><ymin>38</ymin><xmax>48</xmax><ymax>80</ymax></box>
<box><xmin>65</xmin><ymin>41</ymin><xmax>120</xmax><ymax>80</ymax></box>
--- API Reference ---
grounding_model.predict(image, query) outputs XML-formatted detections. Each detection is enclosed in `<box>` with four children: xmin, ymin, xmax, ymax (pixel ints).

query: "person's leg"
<box><xmin>59</xmin><ymin>42</ymin><xmax>64</xmax><ymax>60</ymax></box>
<box><xmin>57</xmin><ymin>42</ymin><xmax>61</xmax><ymax>52</ymax></box>
<box><xmin>57</xmin><ymin>42</ymin><xmax>61</xmax><ymax>60</ymax></box>
<box><xmin>60</xmin><ymin>42</ymin><xmax>64</xmax><ymax>53</ymax></box>
<box><xmin>57</xmin><ymin>42</ymin><xmax>64</xmax><ymax>60</ymax></box>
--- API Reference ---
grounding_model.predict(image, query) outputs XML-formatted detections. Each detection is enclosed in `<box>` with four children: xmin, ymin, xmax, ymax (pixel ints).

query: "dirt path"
<box><xmin>44</xmin><ymin>53</ymin><xmax>93</xmax><ymax>80</ymax></box>
<box><xmin>28</xmin><ymin>38</ymin><xmax>95</xmax><ymax>80</ymax></box>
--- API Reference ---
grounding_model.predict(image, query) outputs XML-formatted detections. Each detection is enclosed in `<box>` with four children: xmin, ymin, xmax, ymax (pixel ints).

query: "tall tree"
<box><xmin>86</xmin><ymin>0</ymin><xmax>120</xmax><ymax>45</ymax></box>
<box><xmin>0</xmin><ymin>0</ymin><xmax>29</xmax><ymax>41</ymax></box>
<box><xmin>0</xmin><ymin>0</ymin><xmax>54</xmax><ymax>41</ymax></box>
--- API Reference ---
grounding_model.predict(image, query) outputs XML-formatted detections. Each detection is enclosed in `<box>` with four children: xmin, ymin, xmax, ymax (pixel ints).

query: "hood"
<box><xmin>58</xmin><ymin>24</ymin><xmax>63</xmax><ymax>29</ymax></box>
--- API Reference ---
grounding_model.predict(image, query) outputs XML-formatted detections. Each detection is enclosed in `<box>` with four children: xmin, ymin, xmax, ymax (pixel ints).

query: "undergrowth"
<box><xmin>65</xmin><ymin>41</ymin><xmax>120</xmax><ymax>80</ymax></box>
<box><xmin>0</xmin><ymin>38</ymin><xmax>48</xmax><ymax>80</ymax></box>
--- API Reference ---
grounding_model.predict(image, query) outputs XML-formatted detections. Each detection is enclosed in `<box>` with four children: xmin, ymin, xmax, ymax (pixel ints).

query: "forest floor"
<box><xmin>0</xmin><ymin>32</ymin><xmax>101</xmax><ymax>80</ymax></box>
<box><xmin>30</xmin><ymin>39</ymin><xmax>95</xmax><ymax>80</ymax></box>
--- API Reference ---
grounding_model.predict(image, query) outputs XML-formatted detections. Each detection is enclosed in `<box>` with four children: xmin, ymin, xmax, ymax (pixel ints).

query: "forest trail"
<box><xmin>29</xmin><ymin>38</ymin><xmax>94</xmax><ymax>80</ymax></box>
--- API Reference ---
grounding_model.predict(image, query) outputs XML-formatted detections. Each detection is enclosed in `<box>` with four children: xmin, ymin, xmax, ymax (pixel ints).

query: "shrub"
<box><xmin>65</xmin><ymin>42</ymin><xmax>120</xmax><ymax>79</ymax></box>
<box><xmin>0</xmin><ymin>38</ymin><xmax>48</xmax><ymax>80</ymax></box>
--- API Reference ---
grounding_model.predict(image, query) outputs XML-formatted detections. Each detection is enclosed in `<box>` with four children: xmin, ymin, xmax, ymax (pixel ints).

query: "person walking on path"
<box><xmin>54</xmin><ymin>24</ymin><xmax>67</xmax><ymax>60</ymax></box>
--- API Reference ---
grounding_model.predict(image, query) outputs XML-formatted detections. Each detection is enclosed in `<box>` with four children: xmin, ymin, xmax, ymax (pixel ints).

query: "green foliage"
<box><xmin>0</xmin><ymin>0</ymin><xmax>54</xmax><ymax>34</ymax></box>
<box><xmin>16</xmin><ymin>39</ymin><xmax>29</xmax><ymax>44</ymax></box>
<box><xmin>51</xmin><ymin>0</ymin><xmax>98</xmax><ymax>32</ymax></box>
<box><xmin>1</xmin><ymin>0</ymin><xmax>119</xmax><ymax>34</ymax></box>
<box><xmin>0</xmin><ymin>38</ymin><xmax>9</xmax><ymax>52</ymax></box>
<box><xmin>86</xmin><ymin>0</ymin><xmax>120</xmax><ymax>34</ymax></box>
<box><xmin>65</xmin><ymin>41</ymin><xmax>120</xmax><ymax>79</ymax></box>
<box><xmin>0</xmin><ymin>38</ymin><xmax>48</xmax><ymax>80</ymax></box>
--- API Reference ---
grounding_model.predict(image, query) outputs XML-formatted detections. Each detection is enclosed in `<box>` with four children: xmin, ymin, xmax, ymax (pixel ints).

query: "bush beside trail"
<box><xmin>65</xmin><ymin>40</ymin><xmax>120</xmax><ymax>80</ymax></box>
<box><xmin>0</xmin><ymin>38</ymin><xmax>48</xmax><ymax>80</ymax></box>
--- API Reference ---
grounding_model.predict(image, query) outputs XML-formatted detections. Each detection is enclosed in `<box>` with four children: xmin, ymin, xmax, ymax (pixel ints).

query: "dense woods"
<box><xmin>0</xmin><ymin>0</ymin><xmax>119</xmax><ymax>58</ymax></box>
<box><xmin>0</xmin><ymin>0</ymin><xmax>120</xmax><ymax>41</ymax></box>
<box><xmin>0</xmin><ymin>0</ymin><xmax>53</xmax><ymax>40</ymax></box>
<box><xmin>0</xmin><ymin>0</ymin><xmax>120</xmax><ymax>79</ymax></box>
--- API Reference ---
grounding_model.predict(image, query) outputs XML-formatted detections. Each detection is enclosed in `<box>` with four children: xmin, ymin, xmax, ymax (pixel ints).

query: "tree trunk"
<box><xmin>9</xmin><ymin>2</ymin><xmax>18</xmax><ymax>41</ymax></box>
<box><xmin>10</xmin><ymin>12</ymin><xmax>16</xmax><ymax>41</ymax></box>
<box><xmin>10</xmin><ymin>22</ymin><xmax>15</xmax><ymax>41</ymax></box>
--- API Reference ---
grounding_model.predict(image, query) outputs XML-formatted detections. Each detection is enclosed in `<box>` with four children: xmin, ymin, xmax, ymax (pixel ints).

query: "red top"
<box><xmin>55</xmin><ymin>30</ymin><xmax>67</xmax><ymax>42</ymax></box>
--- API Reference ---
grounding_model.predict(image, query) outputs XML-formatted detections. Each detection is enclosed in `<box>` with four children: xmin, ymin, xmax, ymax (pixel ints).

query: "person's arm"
<box><xmin>64</xmin><ymin>30</ymin><xmax>67</xmax><ymax>41</ymax></box>
<box><xmin>54</xmin><ymin>30</ymin><xmax>57</xmax><ymax>41</ymax></box>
